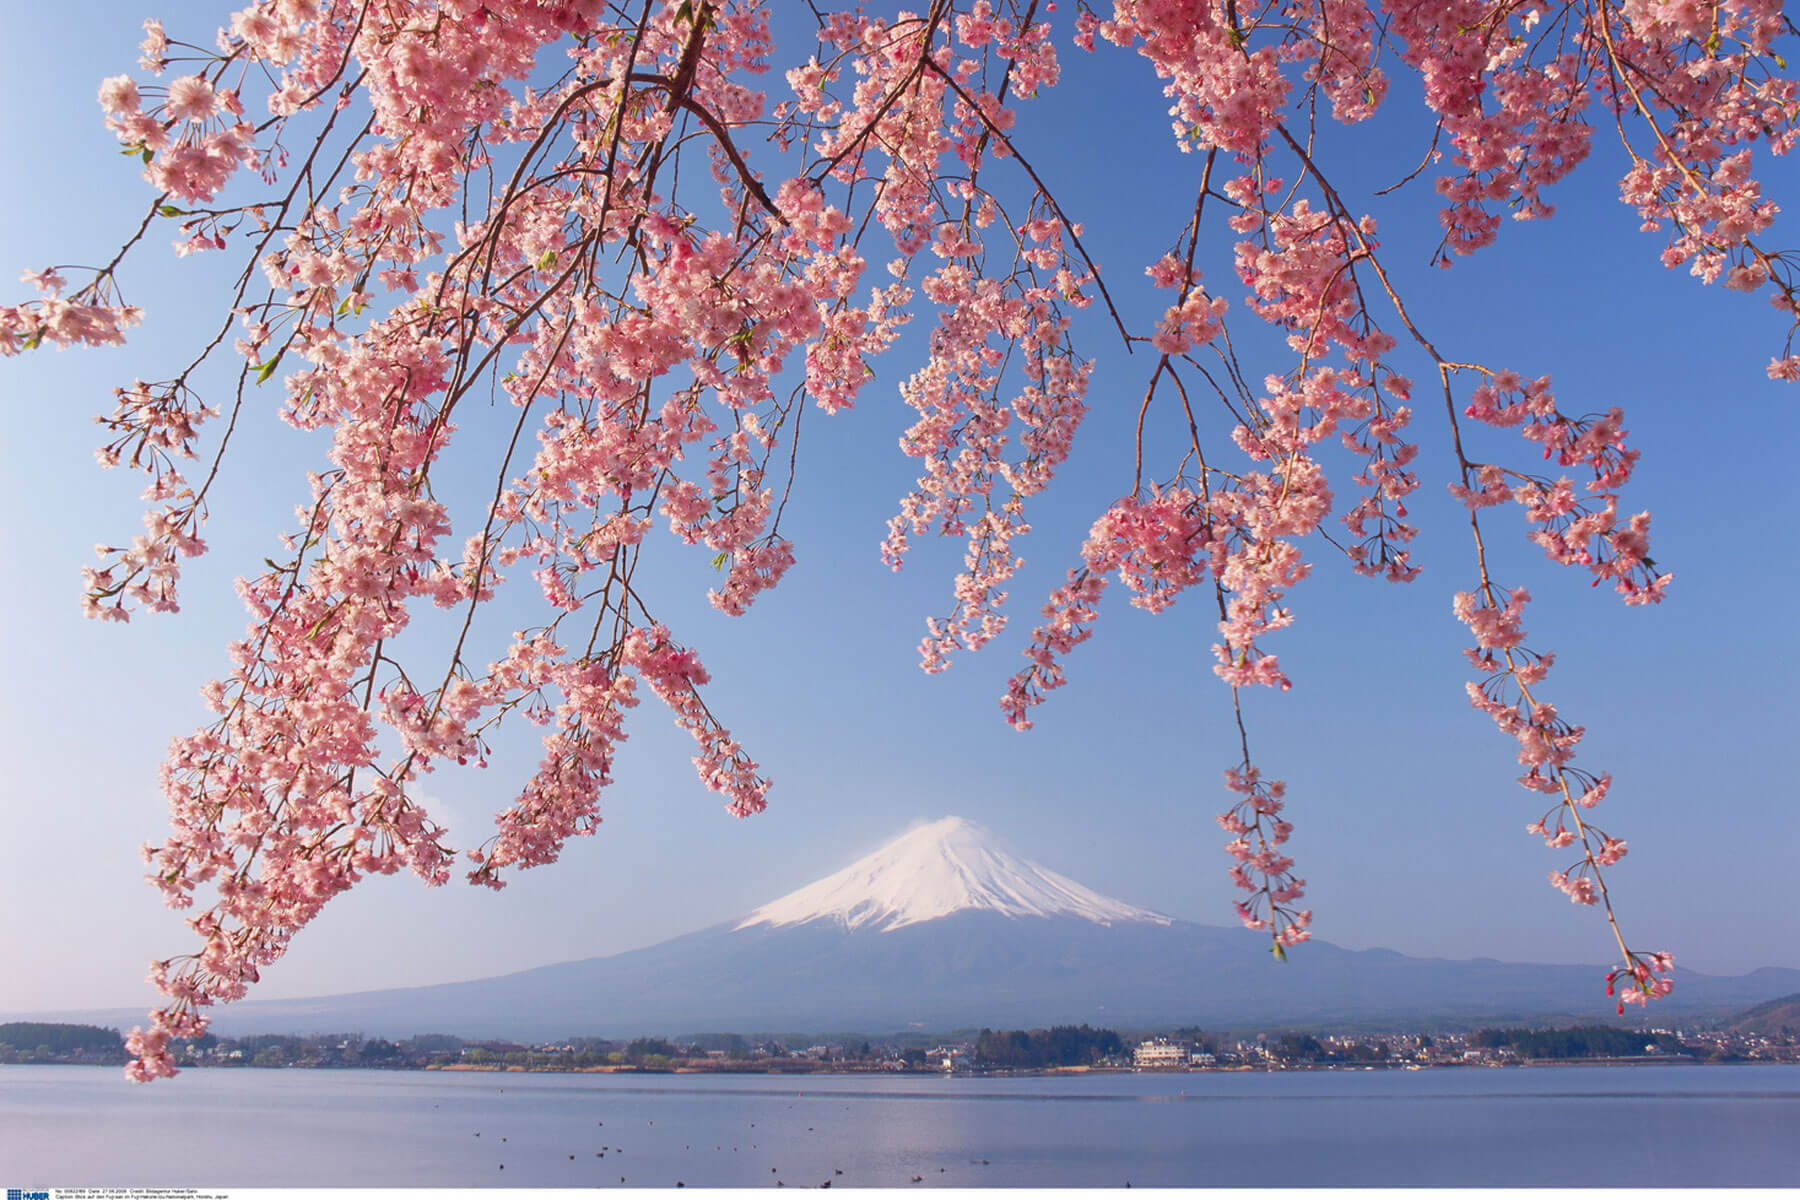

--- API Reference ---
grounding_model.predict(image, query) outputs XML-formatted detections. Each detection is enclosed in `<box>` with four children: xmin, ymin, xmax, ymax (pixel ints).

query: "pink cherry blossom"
<box><xmin>21</xmin><ymin>0</ymin><xmax>1789</xmax><ymax>1077</ymax></box>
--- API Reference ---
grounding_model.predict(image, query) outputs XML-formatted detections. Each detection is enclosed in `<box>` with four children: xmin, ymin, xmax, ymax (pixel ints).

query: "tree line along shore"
<box><xmin>4</xmin><ymin>1020</ymin><xmax>1795</xmax><ymax>1073</ymax></box>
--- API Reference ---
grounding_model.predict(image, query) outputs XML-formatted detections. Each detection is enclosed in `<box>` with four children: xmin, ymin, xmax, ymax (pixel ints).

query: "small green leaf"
<box><xmin>710</xmin><ymin>551</ymin><xmax>730</xmax><ymax>570</ymax></box>
<box><xmin>141</xmin><ymin>147</ymin><xmax>153</xmax><ymax>164</ymax></box>
<box><xmin>22</xmin><ymin>329</ymin><xmax>43</xmax><ymax>351</ymax></box>
<box><xmin>157</xmin><ymin>204</ymin><xmax>185</xmax><ymax>218</ymax></box>
<box><xmin>537</xmin><ymin>249</ymin><xmax>558</xmax><ymax>271</ymax></box>
<box><xmin>255</xmin><ymin>350</ymin><xmax>284</xmax><ymax>384</ymax></box>
<box><xmin>1271</xmin><ymin>941</ymin><xmax>1288</xmax><ymax>963</ymax></box>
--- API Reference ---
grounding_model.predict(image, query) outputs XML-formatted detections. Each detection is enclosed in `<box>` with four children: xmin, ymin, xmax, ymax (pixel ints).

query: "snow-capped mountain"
<box><xmin>30</xmin><ymin>817</ymin><xmax>1800</xmax><ymax>1038</ymax></box>
<box><xmin>736</xmin><ymin>816</ymin><xmax>1171</xmax><ymax>932</ymax></box>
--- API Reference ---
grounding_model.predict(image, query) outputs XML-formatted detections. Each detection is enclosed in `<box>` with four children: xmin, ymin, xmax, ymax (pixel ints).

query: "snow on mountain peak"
<box><xmin>735</xmin><ymin>816</ymin><xmax>1172</xmax><ymax>933</ymax></box>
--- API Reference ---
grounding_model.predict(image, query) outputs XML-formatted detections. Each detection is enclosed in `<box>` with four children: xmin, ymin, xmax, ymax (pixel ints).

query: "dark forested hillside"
<box><xmin>0</xmin><ymin>1022</ymin><xmax>125</xmax><ymax>1061</ymax></box>
<box><xmin>1470</xmin><ymin>1026</ymin><xmax>1685</xmax><ymax>1059</ymax></box>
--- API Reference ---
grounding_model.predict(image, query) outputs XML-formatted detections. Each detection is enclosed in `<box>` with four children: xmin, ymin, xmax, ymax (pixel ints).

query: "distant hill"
<box><xmin>16</xmin><ymin>818</ymin><xmax>1800</xmax><ymax>1040</ymax></box>
<box><xmin>1727</xmin><ymin>992</ymin><xmax>1800</xmax><ymax>1036</ymax></box>
<box><xmin>0</xmin><ymin>1022</ymin><xmax>125</xmax><ymax>1063</ymax></box>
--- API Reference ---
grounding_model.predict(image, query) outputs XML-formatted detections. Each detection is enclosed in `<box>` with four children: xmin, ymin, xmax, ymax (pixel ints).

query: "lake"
<box><xmin>4</xmin><ymin>1063</ymin><xmax>1797</xmax><ymax>1187</ymax></box>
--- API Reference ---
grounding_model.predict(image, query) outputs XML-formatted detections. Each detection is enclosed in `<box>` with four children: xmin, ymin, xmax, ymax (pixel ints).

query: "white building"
<box><xmin>1133</xmin><ymin>1038</ymin><xmax>1189</xmax><ymax>1068</ymax></box>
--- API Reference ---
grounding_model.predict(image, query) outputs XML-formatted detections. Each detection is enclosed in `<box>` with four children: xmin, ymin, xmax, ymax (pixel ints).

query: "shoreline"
<box><xmin>417</xmin><ymin>1057</ymin><xmax>1711</xmax><ymax>1075</ymax></box>
<box><xmin>8</xmin><ymin>1056</ymin><xmax>1742</xmax><ymax>1076</ymax></box>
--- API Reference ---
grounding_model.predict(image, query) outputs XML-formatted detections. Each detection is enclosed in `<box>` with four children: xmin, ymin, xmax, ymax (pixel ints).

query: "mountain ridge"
<box><xmin>14</xmin><ymin>817</ymin><xmax>1800</xmax><ymax>1038</ymax></box>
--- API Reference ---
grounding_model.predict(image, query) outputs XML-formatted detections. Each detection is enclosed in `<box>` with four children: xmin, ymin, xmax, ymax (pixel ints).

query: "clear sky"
<box><xmin>2</xmin><ymin>5</ymin><xmax>1796</xmax><ymax>1018</ymax></box>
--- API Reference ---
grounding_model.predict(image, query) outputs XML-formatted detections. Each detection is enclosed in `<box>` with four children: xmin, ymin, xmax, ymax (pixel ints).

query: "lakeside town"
<box><xmin>6</xmin><ymin>1020</ymin><xmax>1797</xmax><ymax>1073</ymax></box>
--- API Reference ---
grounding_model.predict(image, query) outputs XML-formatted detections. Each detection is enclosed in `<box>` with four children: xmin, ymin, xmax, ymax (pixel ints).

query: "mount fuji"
<box><xmin>65</xmin><ymin>817</ymin><xmax>1800</xmax><ymax>1038</ymax></box>
<box><xmin>735</xmin><ymin>816</ymin><xmax>1171</xmax><ymax>933</ymax></box>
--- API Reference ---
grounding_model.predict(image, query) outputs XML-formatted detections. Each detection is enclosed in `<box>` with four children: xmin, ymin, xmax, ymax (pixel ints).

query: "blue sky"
<box><xmin>1</xmin><ymin>5</ymin><xmax>1796</xmax><ymax>1017</ymax></box>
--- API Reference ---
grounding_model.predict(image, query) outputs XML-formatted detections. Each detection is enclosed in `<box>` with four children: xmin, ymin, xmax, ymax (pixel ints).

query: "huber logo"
<box><xmin>9</xmin><ymin>1190</ymin><xmax>48</xmax><ymax>1200</ymax></box>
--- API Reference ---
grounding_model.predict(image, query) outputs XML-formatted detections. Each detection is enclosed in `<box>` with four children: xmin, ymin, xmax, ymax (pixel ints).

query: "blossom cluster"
<box><xmin>1450</xmin><ymin>370</ymin><xmax>1671</xmax><ymax>604</ymax></box>
<box><xmin>1451</xmin><ymin>577</ymin><xmax>1664</xmax><ymax>993</ymax></box>
<box><xmin>2</xmin><ymin>266</ymin><xmax>142</xmax><ymax>356</ymax></box>
<box><xmin>1218</xmin><ymin>765</ymin><xmax>1312</xmax><ymax>951</ymax></box>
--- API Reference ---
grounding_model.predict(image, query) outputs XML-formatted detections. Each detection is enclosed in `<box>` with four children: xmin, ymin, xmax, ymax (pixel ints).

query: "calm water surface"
<box><xmin>4</xmin><ymin>1063</ymin><xmax>1797</xmax><ymax>1188</ymax></box>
